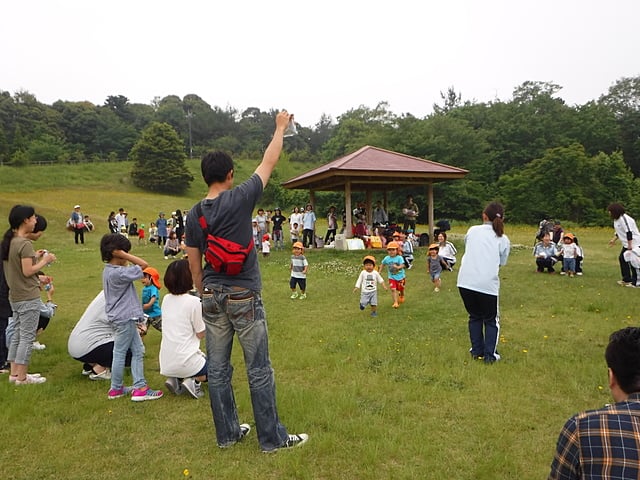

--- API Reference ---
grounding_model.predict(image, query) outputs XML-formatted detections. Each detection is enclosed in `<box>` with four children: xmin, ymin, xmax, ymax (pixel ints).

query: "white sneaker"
<box><xmin>290</xmin><ymin>292</ymin><xmax>299</xmax><ymax>299</ymax></box>
<box><xmin>182</xmin><ymin>377</ymin><xmax>204</xmax><ymax>399</ymax></box>
<box><xmin>89</xmin><ymin>369</ymin><xmax>111</xmax><ymax>381</ymax></box>
<box><xmin>164</xmin><ymin>377</ymin><xmax>184</xmax><ymax>395</ymax></box>
<box><xmin>32</xmin><ymin>341</ymin><xmax>46</xmax><ymax>350</ymax></box>
<box><xmin>15</xmin><ymin>374</ymin><xmax>47</xmax><ymax>385</ymax></box>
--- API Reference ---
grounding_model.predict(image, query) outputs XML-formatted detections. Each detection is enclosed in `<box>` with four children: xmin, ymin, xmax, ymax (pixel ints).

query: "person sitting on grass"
<box><xmin>141</xmin><ymin>267</ymin><xmax>162</xmax><ymax>332</ymax></box>
<box><xmin>159</xmin><ymin>259</ymin><xmax>207</xmax><ymax>399</ymax></box>
<box><xmin>163</xmin><ymin>231</ymin><xmax>181</xmax><ymax>259</ymax></box>
<box><xmin>533</xmin><ymin>232</ymin><xmax>559</xmax><ymax>273</ymax></box>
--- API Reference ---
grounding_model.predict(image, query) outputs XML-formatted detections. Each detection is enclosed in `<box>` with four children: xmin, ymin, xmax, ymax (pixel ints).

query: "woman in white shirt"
<box><xmin>437</xmin><ymin>232</ymin><xmax>457</xmax><ymax>271</ymax></box>
<box><xmin>608</xmin><ymin>202</ymin><xmax>640</xmax><ymax>287</ymax></box>
<box><xmin>457</xmin><ymin>202</ymin><xmax>510</xmax><ymax>364</ymax></box>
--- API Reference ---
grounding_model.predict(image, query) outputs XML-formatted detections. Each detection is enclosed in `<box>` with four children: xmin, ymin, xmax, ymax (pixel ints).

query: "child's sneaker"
<box><xmin>359</xmin><ymin>303</ymin><xmax>365</xmax><ymax>311</ymax></box>
<box><xmin>262</xmin><ymin>433</ymin><xmax>309</xmax><ymax>453</ymax></box>
<box><xmin>290</xmin><ymin>292</ymin><xmax>299</xmax><ymax>299</ymax></box>
<box><xmin>392</xmin><ymin>302</ymin><xmax>399</xmax><ymax>309</ymax></box>
<box><xmin>164</xmin><ymin>377</ymin><xmax>184</xmax><ymax>395</ymax></box>
<box><xmin>15</xmin><ymin>374</ymin><xmax>47</xmax><ymax>385</ymax></box>
<box><xmin>108</xmin><ymin>386</ymin><xmax>133</xmax><ymax>399</ymax></box>
<box><xmin>9</xmin><ymin>373</ymin><xmax>42</xmax><ymax>383</ymax></box>
<box><xmin>299</xmin><ymin>293</ymin><xmax>307</xmax><ymax>299</ymax></box>
<box><xmin>370</xmin><ymin>311</ymin><xmax>378</xmax><ymax>317</ymax></box>
<box><xmin>181</xmin><ymin>377</ymin><xmax>204</xmax><ymax>399</ymax></box>
<box><xmin>131</xmin><ymin>386</ymin><xmax>163</xmax><ymax>402</ymax></box>
<box><xmin>434</xmin><ymin>287</ymin><xmax>440</xmax><ymax>293</ymax></box>
<box><xmin>398</xmin><ymin>295</ymin><xmax>405</xmax><ymax>303</ymax></box>
<box><xmin>32</xmin><ymin>341</ymin><xmax>46</xmax><ymax>350</ymax></box>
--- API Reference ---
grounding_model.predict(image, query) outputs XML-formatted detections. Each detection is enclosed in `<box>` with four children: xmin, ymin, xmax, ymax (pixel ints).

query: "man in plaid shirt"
<box><xmin>548</xmin><ymin>327</ymin><xmax>640</xmax><ymax>479</ymax></box>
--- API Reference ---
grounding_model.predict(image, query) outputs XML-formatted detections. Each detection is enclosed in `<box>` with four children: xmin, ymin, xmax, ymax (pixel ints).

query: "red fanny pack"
<box><xmin>196</xmin><ymin>203</ymin><xmax>253</xmax><ymax>276</ymax></box>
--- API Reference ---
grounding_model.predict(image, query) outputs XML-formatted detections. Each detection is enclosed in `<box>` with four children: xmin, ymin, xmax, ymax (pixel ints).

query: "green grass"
<box><xmin>0</xmin><ymin>162</ymin><xmax>636</xmax><ymax>479</ymax></box>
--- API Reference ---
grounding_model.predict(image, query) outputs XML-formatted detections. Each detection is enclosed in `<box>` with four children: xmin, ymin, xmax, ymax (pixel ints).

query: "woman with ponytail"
<box><xmin>1</xmin><ymin>205</ymin><xmax>56</xmax><ymax>384</ymax></box>
<box><xmin>456</xmin><ymin>202</ymin><xmax>510</xmax><ymax>364</ymax></box>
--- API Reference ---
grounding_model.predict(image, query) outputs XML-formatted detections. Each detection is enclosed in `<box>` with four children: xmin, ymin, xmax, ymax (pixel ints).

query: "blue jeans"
<box><xmin>563</xmin><ymin>257</ymin><xmax>576</xmax><ymax>273</ymax></box>
<box><xmin>111</xmin><ymin>320</ymin><xmax>146</xmax><ymax>390</ymax></box>
<box><xmin>202</xmin><ymin>286</ymin><xmax>288</xmax><ymax>450</ymax></box>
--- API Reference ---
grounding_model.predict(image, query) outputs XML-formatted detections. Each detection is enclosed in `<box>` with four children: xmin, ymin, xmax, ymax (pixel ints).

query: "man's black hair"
<box><xmin>201</xmin><ymin>151</ymin><xmax>234</xmax><ymax>186</ymax></box>
<box><xmin>605</xmin><ymin>327</ymin><xmax>640</xmax><ymax>394</ymax></box>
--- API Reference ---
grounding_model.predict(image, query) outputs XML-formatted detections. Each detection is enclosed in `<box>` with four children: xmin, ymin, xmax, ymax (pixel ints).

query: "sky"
<box><xmin>3</xmin><ymin>0</ymin><xmax>639</xmax><ymax>127</ymax></box>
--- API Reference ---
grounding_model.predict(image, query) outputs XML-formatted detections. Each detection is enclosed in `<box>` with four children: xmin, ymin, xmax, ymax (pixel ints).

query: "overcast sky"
<box><xmin>3</xmin><ymin>0</ymin><xmax>639</xmax><ymax>127</ymax></box>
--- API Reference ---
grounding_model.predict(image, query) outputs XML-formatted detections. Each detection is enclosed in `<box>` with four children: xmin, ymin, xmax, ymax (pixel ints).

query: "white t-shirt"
<box><xmin>354</xmin><ymin>269</ymin><xmax>385</xmax><ymax>292</ymax></box>
<box><xmin>159</xmin><ymin>293</ymin><xmax>206</xmax><ymax>378</ymax></box>
<box><xmin>67</xmin><ymin>291</ymin><xmax>114</xmax><ymax>358</ymax></box>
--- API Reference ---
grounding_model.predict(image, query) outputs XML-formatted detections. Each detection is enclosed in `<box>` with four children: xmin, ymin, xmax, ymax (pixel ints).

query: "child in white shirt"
<box><xmin>353</xmin><ymin>256</ymin><xmax>387</xmax><ymax>317</ymax></box>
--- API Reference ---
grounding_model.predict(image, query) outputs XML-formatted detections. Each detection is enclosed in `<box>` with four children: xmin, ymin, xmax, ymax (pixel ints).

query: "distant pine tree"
<box><xmin>130</xmin><ymin>122</ymin><xmax>193</xmax><ymax>194</ymax></box>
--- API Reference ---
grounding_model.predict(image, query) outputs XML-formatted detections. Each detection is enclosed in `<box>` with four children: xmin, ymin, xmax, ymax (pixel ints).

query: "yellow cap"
<box><xmin>386</xmin><ymin>241</ymin><xmax>399</xmax><ymax>250</ymax></box>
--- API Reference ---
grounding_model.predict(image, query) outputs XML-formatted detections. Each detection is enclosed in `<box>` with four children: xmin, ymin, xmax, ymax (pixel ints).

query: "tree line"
<box><xmin>1</xmin><ymin>76</ymin><xmax>639</xmax><ymax>225</ymax></box>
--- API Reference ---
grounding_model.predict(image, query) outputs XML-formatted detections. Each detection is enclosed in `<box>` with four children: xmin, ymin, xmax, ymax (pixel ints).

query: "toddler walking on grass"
<box><xmin>353</xmin><ymin>256</ymin><xmax>387</xmax><ymax>317</ymax></box>
<box><xmin>380</xmin><ymin>241</ymin><xmax>406</xmax><ymax>308</ymax></box>
<box><xmin>427</xmin><ymin>243</ymin><xmax>444</xmax><ymax>292</ymax></box>
<box><xmin>290</xmin><ymin>241</ymin><xmax>308</xmax><ymax>299</ymax></box>
<box><xmin>101</xmin><ymin>233</ymin><xmax>163</xmax><ymax>401</ymax></box>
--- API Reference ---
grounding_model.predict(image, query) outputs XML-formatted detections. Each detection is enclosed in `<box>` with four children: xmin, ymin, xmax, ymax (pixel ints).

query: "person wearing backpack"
<box><xmin>185</xmin><ymin>110</ymin><xmax>308</xmax><ymax>453</ymax></box>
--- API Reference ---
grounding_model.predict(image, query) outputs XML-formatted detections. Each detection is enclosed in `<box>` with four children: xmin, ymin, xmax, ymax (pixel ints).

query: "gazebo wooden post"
<box><xmin>427</xmin><ymin>181</ymin><xmax>434</xmax><ymax>242</ymax></box>
<box><xmin>365</xmin><ymin>190</ymin><xmax>372</xmax><ymax>229</ymax></box>
<box><xmin>310</xmin><ymin>190</ymin><xmax>316</xmax><ymax>245</ymax></box>
<box><xmin>345</xmin><ymin>181</ymin><xmax>353</xmax><ymax>238</ymax></box>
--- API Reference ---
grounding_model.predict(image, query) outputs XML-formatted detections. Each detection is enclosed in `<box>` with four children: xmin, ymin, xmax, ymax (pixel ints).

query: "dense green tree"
<box><xmin>498</xmin><ymin>144</ymin><xmax>633</xmax><ymax>224</ymax></box>
<box><xmin>52</xmin><ymin>100</ymin><xmax>99</xmax><ymax>155</ymax></box>
<box><xmin>94</xmin><ymin>108</ymin><xmax>137</xmax><ymax>158</ymax></box>
<box><xmin>600</xmin><ymin>76</ymin><xmax>640</xmax><ymax>176</ymax></box>
<box><xmin>320</xmin><ymin>102</ymin><xmax>396</xmax><ymax>161</ymax></box>
<box><xmin>130</xmin><ymin>122</ymin><xmax>193</xmax><ymax>194</ymax></box>
<box><xmin>25</xmin><ymin>134</ymin><xmax>69</xmax><ymax>164</ymax></box>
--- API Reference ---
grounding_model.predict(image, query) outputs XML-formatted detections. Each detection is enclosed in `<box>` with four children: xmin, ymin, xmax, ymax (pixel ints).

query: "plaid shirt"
<box><xmin>548</xmin><ymin>392</ymin><xmax>640</xmax><ymax>479</ymax></box>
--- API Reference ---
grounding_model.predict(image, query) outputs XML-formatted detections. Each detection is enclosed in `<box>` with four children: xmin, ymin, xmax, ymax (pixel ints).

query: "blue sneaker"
<box><xmin>370</xmin><ymin>311</ymin><xmax>378</xmax><ymax>317</ymax></box>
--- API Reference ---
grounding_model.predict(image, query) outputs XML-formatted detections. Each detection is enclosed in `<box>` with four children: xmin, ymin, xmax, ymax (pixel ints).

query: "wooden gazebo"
<box><xmin>281</xmin><ymin>146</ymin><xmax>468</xmax><ymax>240</ymax></box>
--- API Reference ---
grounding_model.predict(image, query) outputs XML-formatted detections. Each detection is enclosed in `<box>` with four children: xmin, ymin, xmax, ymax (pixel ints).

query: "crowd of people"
<box><xmin>3</xmin><ymin>111</ymin><xmax>640</xmax><ymax>465</ymax></box>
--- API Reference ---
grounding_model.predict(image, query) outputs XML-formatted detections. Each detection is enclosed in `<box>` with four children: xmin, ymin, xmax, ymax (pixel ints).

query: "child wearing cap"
<box><xmin>559</xmin><ymin>233</ymin><xmax>578</xmax><ymax>277</ymax></box>
<box><xmin>141</xmin><ymin>267</ymin><xmax>163</xmax><ymax>332</ymax></box>
<box><xmin>380</xmin><ymin>241</ymin><xmax>406</xmax><ymax>308</ymax></box>
<box><xmin>353</xmin><ymin>256</ymin><xmax>387</xmax><ymax>317</ymax></box>
<box><xmin>261</xmin><ymin>234</ymin><xmax>271</xmax><ymax>258</ymax></box>
<box><xmin>427</xmin><ymin>244</ymin><xmax>444</xmax><ymax>292</ymax></box>
<box><xmin>290</xmin><ymin>242</ymin><xmax>309</xmax><ymax>299</ymax></box>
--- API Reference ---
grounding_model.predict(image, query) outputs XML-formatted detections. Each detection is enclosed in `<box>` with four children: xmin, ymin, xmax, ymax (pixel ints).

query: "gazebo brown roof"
<box><xmin>282</xmin><ymin>146</ymin><xmax>468</xmax><ymax>240</ymax></box>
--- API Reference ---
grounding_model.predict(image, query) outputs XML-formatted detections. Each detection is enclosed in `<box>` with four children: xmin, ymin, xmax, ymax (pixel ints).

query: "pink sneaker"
<box><xmin>108</xmin><ymin>386</ymin><xmax>133</xmax><ymax>399</ymax></box>
<box><xmin>131</xmin><ymin>386</ymin><xmax>163</xmax><ymax>402</ymax></box>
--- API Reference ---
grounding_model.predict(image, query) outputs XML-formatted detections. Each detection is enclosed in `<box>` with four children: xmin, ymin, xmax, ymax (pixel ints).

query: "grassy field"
<box><xmin>0</xmin><ymin>161</ymin><xmax>636</xmax><ymax>480</ymax></box>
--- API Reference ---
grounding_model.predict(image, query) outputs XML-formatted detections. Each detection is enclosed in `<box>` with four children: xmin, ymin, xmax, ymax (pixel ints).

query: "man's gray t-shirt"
<box><xmin>186</xmin><ymin>173</ymin><xmax>262</xmax><ymax>292</ymax></box>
